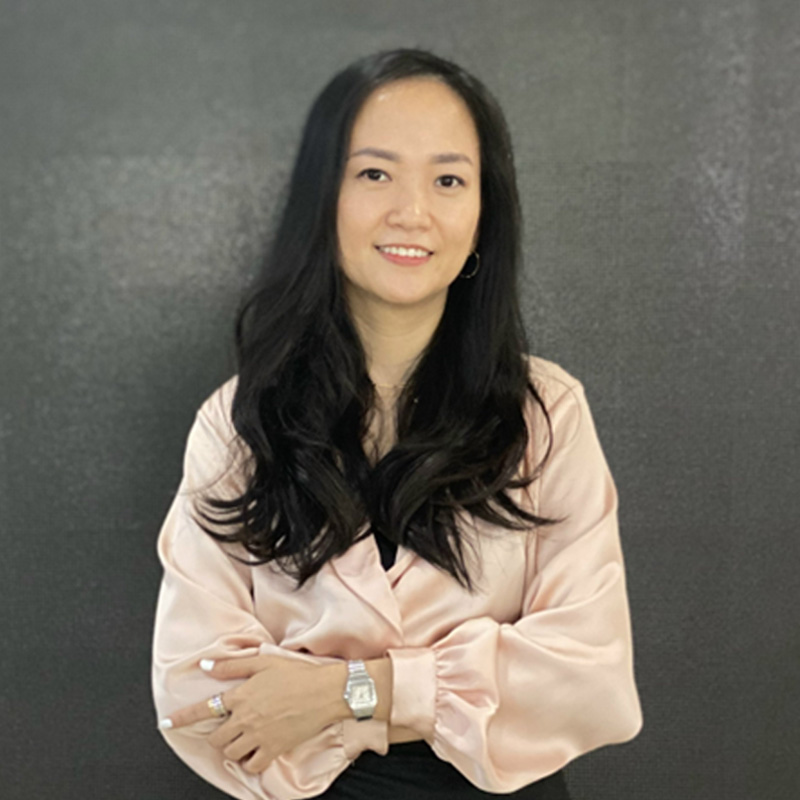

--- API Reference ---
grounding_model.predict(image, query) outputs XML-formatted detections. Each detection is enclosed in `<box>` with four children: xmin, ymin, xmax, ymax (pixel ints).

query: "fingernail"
<box><xmin>200</xmin><ymin>659</ymin><xmax>215</xmax><ymax>671</ymax></box>
<box><xmin>158</xmin><ymin>718</ymin><xmax>173</xmax><ymax>730</ymax></box>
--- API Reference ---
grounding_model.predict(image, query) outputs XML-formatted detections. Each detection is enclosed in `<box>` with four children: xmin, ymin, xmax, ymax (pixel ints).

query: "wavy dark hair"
<box><xmin>195</xmin><ymin>48</ymin><xmax>561</xmax><ymax>592</ymax></box>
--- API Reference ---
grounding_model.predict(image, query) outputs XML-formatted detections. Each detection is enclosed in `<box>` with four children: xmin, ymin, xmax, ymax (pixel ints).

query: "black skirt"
<box><xmin>314</xmin><ymin>739</ymin><xmax>572</xmax><ymax>799</ymax></box>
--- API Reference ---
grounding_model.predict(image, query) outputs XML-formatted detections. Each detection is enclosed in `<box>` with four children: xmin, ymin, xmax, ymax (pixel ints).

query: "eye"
<box><xmin>436</xmin><ymin>175</ymin><xmax>466</xmax><ymax>189</ymax></box>
<box><xmin>356</xmin><ymin>168</ymin><xmax>388</xmax><ymax>182</ymax></box>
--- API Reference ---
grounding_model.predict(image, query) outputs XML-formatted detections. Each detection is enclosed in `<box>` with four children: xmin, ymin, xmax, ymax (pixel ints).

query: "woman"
<box><xmin>151</xmin><ymin>48</ymin><xmax>643</xmax><ymax>800</ymax></box>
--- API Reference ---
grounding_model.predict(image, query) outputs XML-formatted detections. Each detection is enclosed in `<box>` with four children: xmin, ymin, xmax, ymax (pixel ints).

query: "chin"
<box><xmin>380</xmin><ymin>289</ymin><xmax>445</xmax><ymax>308</ymax></box>
<box><xmin>378</xmin><ymin>278</ymin><xmax>451</xmax><ymax>306</ymax></box>
<box><xmin>346</xmin><ymin>275</ymin><xmax>450</xmax><ymax>311</ymax></box>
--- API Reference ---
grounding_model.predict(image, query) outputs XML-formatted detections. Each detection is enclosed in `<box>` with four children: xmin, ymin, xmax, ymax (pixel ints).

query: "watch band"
<box><xmin>342</xmin><ymin>659</ymin><xmax>378</xmax><ymax>721</ymax></box>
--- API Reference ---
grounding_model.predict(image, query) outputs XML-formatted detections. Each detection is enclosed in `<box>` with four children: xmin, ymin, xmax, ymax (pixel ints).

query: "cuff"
<box><xmin>386</xmin><ymin>647</ymin><xmax>436</xmax><ymax>739</ymax></box>
<box><xmin>341</xmin><ymin>718</ymin><xmax>389</xmax><ymax>761</ymax></box>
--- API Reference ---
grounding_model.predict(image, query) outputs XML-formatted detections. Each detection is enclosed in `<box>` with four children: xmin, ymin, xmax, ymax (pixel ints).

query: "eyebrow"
<box><xmin>349</xmin><ymin>147</ymin><xmax>474</xmax><ymax>166</ymax></box>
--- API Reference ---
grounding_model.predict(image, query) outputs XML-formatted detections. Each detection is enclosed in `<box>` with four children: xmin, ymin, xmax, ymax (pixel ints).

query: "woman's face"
<box><xmin>336</xmin><ymin>78</ymin><xmax>481</xmax><ymax>313</ymax></box>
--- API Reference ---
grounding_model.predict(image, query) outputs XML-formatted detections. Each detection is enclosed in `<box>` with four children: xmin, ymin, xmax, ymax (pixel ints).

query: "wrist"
<box><xmin>326</xmin><ymin>658</ymin><xmax>393</xmax><ymax>724</ymax></box>
<box><xmin>364</xmin><ymin>658</ymin><xmax>392</xmax><ymax>722</ymax></box>
<box><xmin>327</xmin><ymin>661</ymin><xmax>352</xmax><ymax>726</ymax></box>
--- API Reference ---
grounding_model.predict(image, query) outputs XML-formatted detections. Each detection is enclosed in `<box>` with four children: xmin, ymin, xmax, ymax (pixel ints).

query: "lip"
<box><xmin>374</xmin><ymin>244</ymin><xmax>434</xmax><ymax>267</ymax></box>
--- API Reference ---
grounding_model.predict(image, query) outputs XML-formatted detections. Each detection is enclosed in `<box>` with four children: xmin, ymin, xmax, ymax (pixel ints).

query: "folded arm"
<box><xmin>386</xmin><ymin>376</ymin><xmax>643</xmax><ymax>792</ymax></box>
<box><xmin>151</xmin><ymin>405</ymin><xmax>389</xmax><ymax>800</ymax></box>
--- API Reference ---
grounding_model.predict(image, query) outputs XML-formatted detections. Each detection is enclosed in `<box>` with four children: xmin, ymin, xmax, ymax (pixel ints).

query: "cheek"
<box><xmin>443</xmin><ymin>197</ymin><xmax>480</xmax><ymax>249</ymax></box>
<box><xmin>453</xmin><ymin>216</ymin><xmax>480</xmax><ymax>253</ymax></box>
<box><xmin>336</xmin><ymin>200</ymin><xmax>373</xmax><ymax>275</ymax></box>
<box><xmin>337</xmin><ymin>193</ymin><xmax>371</xmax><ymax>242</ymax></box>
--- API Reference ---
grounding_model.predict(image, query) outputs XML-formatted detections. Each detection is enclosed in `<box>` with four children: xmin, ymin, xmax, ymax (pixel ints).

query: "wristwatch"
<box><xmin>342</xmin><ymin>659</ymin><xmax>377</xmax><ymax>721</ymax></box>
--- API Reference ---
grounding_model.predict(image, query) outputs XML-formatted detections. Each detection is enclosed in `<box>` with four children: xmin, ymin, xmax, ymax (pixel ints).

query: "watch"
<box><xmin>342</xmin><ymin>659</ymin><xmax>377</xmax><ymax>721</ymax></box>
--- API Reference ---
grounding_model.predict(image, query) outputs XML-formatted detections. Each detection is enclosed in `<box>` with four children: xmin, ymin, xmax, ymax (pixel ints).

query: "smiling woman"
<box><xmin>151</xmin><ymin>48</ymin><xmax>642</xmax><ymax>800</ymax></box>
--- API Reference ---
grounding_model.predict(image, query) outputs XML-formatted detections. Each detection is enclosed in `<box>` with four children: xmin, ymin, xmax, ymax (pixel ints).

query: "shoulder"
<box><xmin>525</xmin><ymin>354</ymin><xmax>585</xmax><ymax>412</ymax></box>
<box><xmin>183</xmin><ymin>375</ymin><xmax>242</xmax><ymax>465</ymax></box>
<box><xmin>195</xmin><ymin>363</ymin><xmax>587</xmax><ymax>431</ymax></box>
<box><xmin>522</xmin><ymin>355</ymin><xmax>594</xmax><ymax>464</ymax></box>
<box><xmin>196</xmin><ymin>375</ymin><xmax>239</xmax><ymax>436</ymax></box>
<box><xmin>182</xmin><ymin>375</ymin><xmax>250</xmax><ymax>495</ymax></box>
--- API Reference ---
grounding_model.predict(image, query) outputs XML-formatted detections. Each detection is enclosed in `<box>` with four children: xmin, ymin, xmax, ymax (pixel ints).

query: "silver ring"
<box><xmin>208</xmin><ymin>693</ymin><xmax>230</xmax><ymax>718</ymax></box>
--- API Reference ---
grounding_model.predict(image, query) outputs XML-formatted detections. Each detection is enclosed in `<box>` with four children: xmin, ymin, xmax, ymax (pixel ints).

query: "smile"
<box><xmin>376</xmin><ymin>245</ymin><xmax>433</xmax><ymax>258</ymax></box>
<box><xmin>375</xmin><ymin>245</ymin><xmax>433</xmax><ymax>266</ymax></box>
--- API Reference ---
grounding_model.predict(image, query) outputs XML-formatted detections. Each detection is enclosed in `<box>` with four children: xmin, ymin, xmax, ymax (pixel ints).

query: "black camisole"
<box><xmin>315</xmin><ymin>530</ymin><xmax>572</xmax><ymax>799</ymax></box>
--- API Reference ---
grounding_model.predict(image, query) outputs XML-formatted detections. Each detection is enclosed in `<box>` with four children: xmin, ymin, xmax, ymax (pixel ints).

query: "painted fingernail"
<box><xmin>200</xmin><ymin>659</ymin><xmax>215</xmax><ymax>671</ymax></box>
<box><xmin>158</xmin><ymin>718</ymin><xmax>173</xmax><ymax>730</ymax></box>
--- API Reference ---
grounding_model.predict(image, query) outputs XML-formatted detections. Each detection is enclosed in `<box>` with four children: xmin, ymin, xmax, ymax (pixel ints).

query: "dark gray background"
<box><xmin>1</xmin><ymin>1</ymin><xmax>798</xmax><ymax>798</ymax></box>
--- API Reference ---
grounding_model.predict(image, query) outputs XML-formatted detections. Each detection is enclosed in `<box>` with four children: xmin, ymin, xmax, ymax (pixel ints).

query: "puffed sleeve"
<box><xmin>151</xmin><ymin>383</ymin><xmax>388</xmax><ymax>800</ymax></box>
<box><xmin>386</xmin><ymin>370</ymin><xmax>643</xmax><ymax>792</ymax></box>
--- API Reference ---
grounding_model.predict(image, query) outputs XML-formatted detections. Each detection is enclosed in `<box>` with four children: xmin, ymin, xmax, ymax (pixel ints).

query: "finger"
<box><xmin>208</xmin><ymin>716</ymin><xmax>243</xmax><ymax>750</ymax></box>
<box><xmin>158</xmin><ymin>691</ymin><xmax>231</xmax><ymax>730</ymax></box>
<box><xmin>200</xmin><ymin>655</ymin><xmax>271</xmax><ymax>680</ymax></box>
<box><xmin>223</xmin><ymin>733</ymin><xmax>256</xmax><ymax>761</ymax></box>
<box><xmin>241</xmin><ymin>748</ymin><xmax>274</xmax><ymax>775</ymax></box>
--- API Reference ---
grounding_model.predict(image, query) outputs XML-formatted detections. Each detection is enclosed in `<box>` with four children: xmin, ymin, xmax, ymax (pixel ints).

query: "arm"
<box><xmin>384</xmin><ymin>376</ymin><xmax>643</xmax><ymax>792</ymax></box>
<box><xmin>152</xmin><ymin>398</ymin><xmax>388</xmax><ymax>800</ymax></box>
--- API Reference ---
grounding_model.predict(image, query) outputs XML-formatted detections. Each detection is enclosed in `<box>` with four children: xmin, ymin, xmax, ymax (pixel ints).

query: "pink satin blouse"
<box><xmin>151</xmin><ymin>355</ymin><xmax>643</xmax><ymax>799</ymax></box>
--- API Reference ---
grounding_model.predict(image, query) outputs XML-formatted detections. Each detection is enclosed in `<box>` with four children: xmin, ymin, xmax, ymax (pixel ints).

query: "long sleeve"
<box><xmin>151</xmin><ymin>389</ymin><xmax>388</xmax><ymax>800</ymax></box>
<box><xmin>386</xmin><ymin>373</ymin><xmax>643</xmax><ymax>792</ymax></box>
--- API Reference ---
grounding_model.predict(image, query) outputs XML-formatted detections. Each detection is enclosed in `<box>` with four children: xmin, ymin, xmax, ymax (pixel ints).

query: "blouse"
<box><xmin>151</xmin><ymin>355</ymin><xmax>643</xmax><ymax>800</ymax></box>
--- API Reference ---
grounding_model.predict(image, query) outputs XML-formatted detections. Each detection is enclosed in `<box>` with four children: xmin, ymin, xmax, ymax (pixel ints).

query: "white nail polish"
<box><xmin>158</xmin><ymin>718</ymin><xmax>173</xmax><ymax>730</ymax></box>
<box><xmin>200</xmin><ymin>659</ymin><xmax>215</xmax><ymax>671</ymax></box>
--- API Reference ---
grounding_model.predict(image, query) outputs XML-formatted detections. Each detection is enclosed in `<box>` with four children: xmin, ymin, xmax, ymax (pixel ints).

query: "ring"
<box><xmin>207</xmin><ymin>694</ymin><xmax>230</xmax><ymax>718</ymax></box>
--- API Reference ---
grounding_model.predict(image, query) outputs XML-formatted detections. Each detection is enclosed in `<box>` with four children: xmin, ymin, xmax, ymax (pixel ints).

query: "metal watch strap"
<box><xmin>342</xmin><ymin>659</ymin><xmax>377</xmax><ymax>721</ymax></box>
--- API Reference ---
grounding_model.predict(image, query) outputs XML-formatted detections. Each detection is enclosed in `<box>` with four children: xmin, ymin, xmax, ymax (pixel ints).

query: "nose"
<box><xmin>386</xmin><ymin>181</ymin><xmax>432</xmax><ymax>229</ymax></box>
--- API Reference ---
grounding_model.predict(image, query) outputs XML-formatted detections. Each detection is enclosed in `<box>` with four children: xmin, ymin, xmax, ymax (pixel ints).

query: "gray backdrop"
<box><xmin>1</xmin><ymin>1</ymin><xmax>798</xmax><ymax>798</ymax></box>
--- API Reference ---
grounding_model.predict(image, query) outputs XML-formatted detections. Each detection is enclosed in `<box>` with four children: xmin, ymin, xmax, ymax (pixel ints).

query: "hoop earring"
<box><xmin>459</xmin><ymin>250</ymin><xmax>481</xmax><ymax>279</ymax></box>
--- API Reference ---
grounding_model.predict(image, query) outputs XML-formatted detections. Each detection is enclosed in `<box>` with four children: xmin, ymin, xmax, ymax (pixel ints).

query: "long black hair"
<box><xmin>195</xmin><ymin>48</ymin><xmax>561</xmax><ymax>592</ymax></box>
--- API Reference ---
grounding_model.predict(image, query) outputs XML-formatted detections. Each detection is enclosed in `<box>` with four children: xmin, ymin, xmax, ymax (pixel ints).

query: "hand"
<box><xmin>161</xmin><ymin>654</ymin><xmax>347</xmax><ymax>774</ymax></box>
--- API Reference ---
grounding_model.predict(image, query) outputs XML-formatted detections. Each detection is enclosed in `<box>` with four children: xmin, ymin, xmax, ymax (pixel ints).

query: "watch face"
<box><xmin>352</xmin><ymin>684</ymin><xmax>376</xmax><ymax>705</ymax></box>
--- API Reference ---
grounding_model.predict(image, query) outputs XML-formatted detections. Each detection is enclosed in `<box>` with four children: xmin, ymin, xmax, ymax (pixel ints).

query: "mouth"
<box><xmin>374</xmin><ymin>244</ymin><xmax>433</xmax><ymax>267</ymax></box>
<box><xmin>375</xmin><ymin>244</ymin><xmax>433</xmax><ymax>258</ymax></box>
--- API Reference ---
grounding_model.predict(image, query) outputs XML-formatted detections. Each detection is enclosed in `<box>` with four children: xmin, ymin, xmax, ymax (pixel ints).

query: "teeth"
<box><xmin>378</xmin><ymin>245</ymin><xmax>430</xmax><ymax>258</ymax></box>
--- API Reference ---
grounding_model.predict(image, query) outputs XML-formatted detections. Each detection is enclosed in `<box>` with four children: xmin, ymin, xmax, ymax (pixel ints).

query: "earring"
<box><xmin>459</xmin><ymin>250</ymin><xmax>481</xmax><ymax>279</ymax></box>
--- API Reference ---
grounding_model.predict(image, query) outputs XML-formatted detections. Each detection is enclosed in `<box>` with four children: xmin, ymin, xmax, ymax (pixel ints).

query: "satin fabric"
<box><xmin>151</xmin><ymin>356</ymin><xmax>642</xmax><ymax>800</ymax></box>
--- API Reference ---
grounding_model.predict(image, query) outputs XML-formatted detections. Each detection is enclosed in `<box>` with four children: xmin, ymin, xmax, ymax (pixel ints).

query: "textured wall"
<box><xmin>1</xmin><ymin>1</ymin><xmax>798</xmax><ymax>798</ymax></box>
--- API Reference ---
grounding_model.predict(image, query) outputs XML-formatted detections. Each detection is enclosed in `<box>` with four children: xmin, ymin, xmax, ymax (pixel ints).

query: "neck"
<box><xmin>346</xmin><ymin>287</ymin><xmax>447</xmax><ymax>388</ymax></box>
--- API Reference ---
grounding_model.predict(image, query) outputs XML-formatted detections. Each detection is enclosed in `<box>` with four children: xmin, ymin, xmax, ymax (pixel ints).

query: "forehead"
<box><xmin>349</xmin><ymin>78</ymin><xmax>480</xmax><ymax>157</ymax></box>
